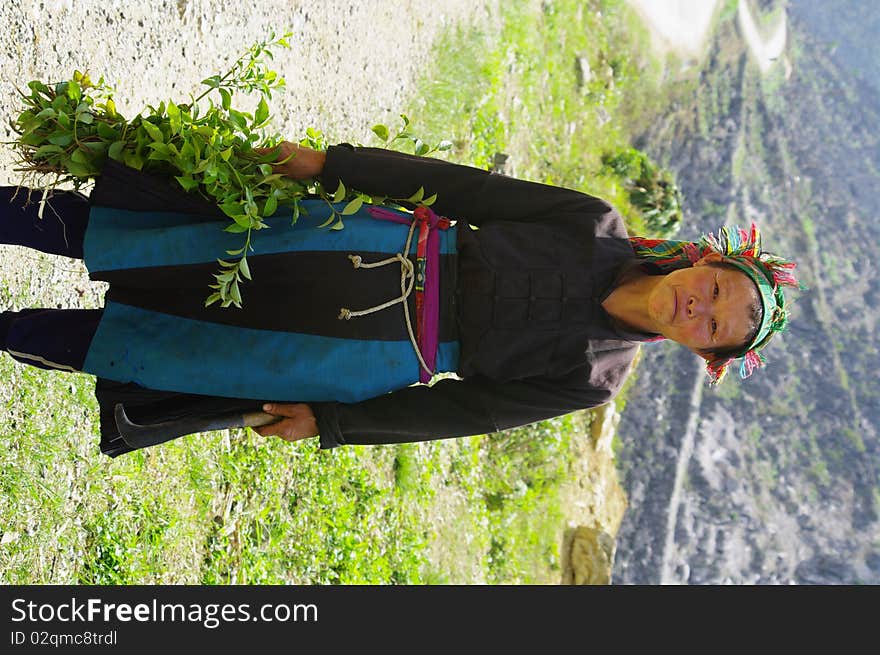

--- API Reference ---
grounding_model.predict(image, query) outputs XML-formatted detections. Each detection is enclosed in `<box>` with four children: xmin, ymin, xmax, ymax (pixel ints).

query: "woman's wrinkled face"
<box><xmin>647</xmin><ymin>253</ymin><xmax>760</xmax><ymax>357</ymax></box>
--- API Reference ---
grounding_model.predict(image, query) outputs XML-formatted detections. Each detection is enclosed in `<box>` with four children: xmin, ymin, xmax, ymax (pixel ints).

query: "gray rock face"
<box><xmin>612</xmin><ymin>3</ymin><xmax>880</xmax><ymax>585</ymax></box>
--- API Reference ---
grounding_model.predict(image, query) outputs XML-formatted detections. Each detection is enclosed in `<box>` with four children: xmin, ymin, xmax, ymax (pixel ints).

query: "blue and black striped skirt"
<box><xmin>82</xmin><ymin>198</ymin><xmax>460</xmax><ymax>404</ymax></box>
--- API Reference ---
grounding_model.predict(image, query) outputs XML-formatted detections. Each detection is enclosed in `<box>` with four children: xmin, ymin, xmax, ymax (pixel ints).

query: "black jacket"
<box><xmin>311</xmin><ymin>145</ymin><xmax>651</xmax><ymax>448</ymax></box>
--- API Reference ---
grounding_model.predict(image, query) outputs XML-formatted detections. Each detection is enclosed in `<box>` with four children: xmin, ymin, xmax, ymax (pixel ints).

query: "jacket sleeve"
<box><xmin>311</xmin><ymin>369</ymin><xmax>620</xmax><ymax>449</ymax></box>
<box><xmin>320</xmin><ymin>144</ymin><xmax>616</xmax><ymax>228</ymax></box>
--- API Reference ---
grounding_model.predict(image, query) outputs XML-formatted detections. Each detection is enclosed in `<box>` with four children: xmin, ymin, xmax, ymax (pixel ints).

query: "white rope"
<box><xmin>337</xmin><ymin>219</ymin><xmax>433</xmax><ymax>377</ymax></box>
<box><xmin>7</xmin><ymin>349</ymin><xmax>80</xmax><ymax>373</ymax></box>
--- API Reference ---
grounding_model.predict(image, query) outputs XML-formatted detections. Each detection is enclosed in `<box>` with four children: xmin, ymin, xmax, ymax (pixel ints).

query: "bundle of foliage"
<box><xmin>8</xmin><ymin>31</ymin><xmax>450</xmax><ymax>308</ymax></box>
<box><xmin>601</xmin><ymin>147</ymin><xmax>683</xmax><ymax>238</ymax></box>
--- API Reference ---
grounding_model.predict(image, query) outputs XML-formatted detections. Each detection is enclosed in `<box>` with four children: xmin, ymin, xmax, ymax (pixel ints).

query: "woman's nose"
<box><xmin>687</xmin><ymin>296</ymin><xmax>706</xmax><ymax>318</ymax></box>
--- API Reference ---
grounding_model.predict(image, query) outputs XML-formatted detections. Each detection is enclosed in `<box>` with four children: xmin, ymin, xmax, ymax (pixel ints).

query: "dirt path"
<box><xmin>737</xmin><ymin>0</ymin><xmax>787</xmax><ymax>73</ymax></box>
<box><xmin>626</xmin><ymin>0</ymin><xmax>788</xmax><ymax>72</ymax></box>
<box><xmin>625</xmin><ymin>0</ymin><xmax>721</xmax><ymax>57</ymax></box>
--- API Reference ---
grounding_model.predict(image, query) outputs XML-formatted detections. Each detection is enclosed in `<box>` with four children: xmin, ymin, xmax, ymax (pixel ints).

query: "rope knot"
<box><xmin>338</xmin><ymin>308</ymin><xmax>352</xmax><ymax>320</ymax></box>
<box><xmin>348</xmin><ymin>254</ymin><xmax>363</xmax><ymax>268</ymax></box>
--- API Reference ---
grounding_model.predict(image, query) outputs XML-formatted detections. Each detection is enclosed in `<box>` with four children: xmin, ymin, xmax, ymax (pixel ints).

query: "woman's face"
<box><xmin>647</xmin><ymin>253</ymin><xmax>760</xmax><ymax>357</ymax></box>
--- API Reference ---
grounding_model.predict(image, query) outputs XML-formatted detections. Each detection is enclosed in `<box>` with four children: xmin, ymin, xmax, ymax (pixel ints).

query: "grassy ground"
<box><xmin>1</xmin><ymin>0</ymin><xmax>672</xmax><ymax>584</ymax></box>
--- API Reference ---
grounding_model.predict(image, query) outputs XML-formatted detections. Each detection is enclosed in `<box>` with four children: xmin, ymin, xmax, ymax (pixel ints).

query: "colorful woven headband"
<box><xmin>629</xmin><ymin>223</ymin><xmax>801</xmax><ymax>384</ymax></box>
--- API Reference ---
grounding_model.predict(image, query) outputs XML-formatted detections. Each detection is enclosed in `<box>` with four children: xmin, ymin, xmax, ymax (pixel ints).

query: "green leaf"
<box><xmin>220</xmin><ymin>201</ymin><xmax>245</xmax><ymax>219</ymax></box>
<box><xmin>228</xmin><ymin>110</ymin><xmax>249</xmax><ymax>131</ymax></box>
<box><xmin>422</xmin><ymin>193</ymin><xmax>438</xmax><ymax>206</ymax></box>
<box><xmin>175</xmin><ymin>175</ymin><xmax>200</xmax><ymax>192</ymax></box>
<box><xmin>255</xmin><ymin>96</ymin><xmax>269</xmax><ymax>125</ymax></box>
<box><xmin>331</xmin><ymin>219</ymin><xmax>345</xmax><ymax>231</ymax></box>
<box><xmin>239</xmin><ymin>256</ymin><xmax>252</xmax><ymax>280</ymax></box>
<box><xmin>76</xmin><ymin>111</ymin><xmax>94</xmax><ymax>125</ymax></box>
<box><xmin>28</xmin><ymin>81</ymin><xmax>52</xmax><ymax>97</ymax></box>
<box><xmin>219</xmin><ymin>88</ymin><xmax>232</xmax><ymax>111</ymax></box>
<box><xmin>67</xmin><ymin>79</ymin><xmax>81</xmax><ymax>102</ymax></box>
<box><xmin>229</xmin><ymin>282</ymin><xmax>242</xmax><ymax>304</ymax></box>
<box><xmin>407</xmin><ymin>186</ymin><xmax>425</xmax><ymax>203</ymax></box>
<box><xmin>332</xmin><ymin>180</ymin><xmax>346</xmax><ymax>203</ymax></box>
<box><xmin>340</xmin><ymin>197</ymin><xmax>363</xmax><ymax>215</ymax></box>
<box><xmin>232</xmin><ymin>212</ymin><xmax>252</xmax><ymax>228</ymax></box>
<box><xmin>414</xmin><ymin>139</ymin><xmax>429</xmax><ymax>156</ymax></box>
<box><xmin>35</xmin><ymin>107</ymin><xmax>56</xmax><ymax>119</ymax></box>
<box><xmin>223</xmin><ymin>223</ymin><xmax>250</xmax><ymax>233</ymax></box>
<box><xmin>107</xmin><ymin>140</ymin><xmax>125</xmax><ymax>161</ymax></box>
<box><xmin>66</xmin><ymin>160</ymin><xmax>92</xmax><ymax>178</ymax></box>
<box><xmin>371</xmin><ymin>124</ymin><xmax>390</xmax><ymax>141</ymax></box>
<box><xmin>263</xmin><ymin>194</ymin><xmax>278</xmax><ymax>216</ymax></box>
<box><xmin>47</xmin><ymin>133</ymin><xmax>74</xmax><ymax>146</ymax></box>
<box><xmin>317</xmin><ymin>211</ymin><xmax>336</xmax><ymax>228</ymax></box>
<box><xmin>179</xmin><ymin>140</ymin><xmax>195</xmax><ymax>159</ymax></box>
<box><xmin>56</xmin><ymin>112</ymin><xmax>71</xmax><ymax>129</ymax></box>
<box><xmin>258</xmin><ymin>163</ymin><xmax>274</xmax><ymax>176</ymax></box>
<box><xmin>70</xmin><ymin>148</ymin><xmax>89</xmax><ymax>164</ymax></box>
<box><xmin>33</xmin><ymin>144</ymin><xmax>64</xmax><ymax>158</ymax></box>
<box><xmin>226</xmin><ymin>247</ymin><xmax>245</xmax><ymax>256</ymax></box>
<box><xmin>437</xmin><ymin>140</ymin><xmax>453</xmax><ymax>151</ymax></box>
<box><xmin>19</xmin><ymin>134</ymin><xmax>44</xmax><ymax>146</ymax></box>
<box><xmin>96</xmin><ymin>122</ymin><xmax>119</xmax><ymax>139</ymax></box>
<box><xmin>123</xmin><ymin>151</ymin><xmax>144</xmax><ymax>170</ymax></box>
<box><xmin>141</xmin><ymin>120</ymin><xmax>164</xmax><ymax>142</ymax></box>
<box><xmin>205</xmin><ymin>292</ymin><xmax>222</xmax><ymax>307</ymax></box>
<box><xmin>167</xmin><ymin>101</ymin><xmax>181</xmax><ymax>133</ymax></box>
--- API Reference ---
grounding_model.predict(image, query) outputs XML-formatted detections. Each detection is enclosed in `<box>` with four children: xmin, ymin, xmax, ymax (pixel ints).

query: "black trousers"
<box><xmin>3</xmin><ymin>186</ymin><xmax>270</xmax><ymax>458</ymax></box>
<box><xmin>1</xmin><ymin>186</ymin><xmax>102</xmax><ymax>371</ymax></box>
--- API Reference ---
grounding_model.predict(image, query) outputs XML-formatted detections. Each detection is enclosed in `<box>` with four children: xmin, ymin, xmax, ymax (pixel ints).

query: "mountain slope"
<box><xmin>612</xmin><ymin>2</ymin><xmax>880</xmax><ymax>584</ymax></box>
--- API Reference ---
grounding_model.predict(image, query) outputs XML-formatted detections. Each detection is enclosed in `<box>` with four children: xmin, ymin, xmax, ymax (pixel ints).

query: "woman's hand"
<box><xmin>253</xmin><ymin>142</ymin><xmax>326</xmax><ymax>180</ymax></box>
<box><xmin>253</xmin><ymin>403</ymin><xmax>319</xmax><ymax>442</ymax></box>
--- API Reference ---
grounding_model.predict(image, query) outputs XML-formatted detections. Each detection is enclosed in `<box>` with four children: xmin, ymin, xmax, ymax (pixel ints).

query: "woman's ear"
<box><xmin>694</xmin><ymin>251</ymin><xmax>724</xmax><ymax>267</ymax></box>
<box><xmin>691</xmin><ymin>348</ymin><xmax>715</xmax><ymax>363</ymax></box>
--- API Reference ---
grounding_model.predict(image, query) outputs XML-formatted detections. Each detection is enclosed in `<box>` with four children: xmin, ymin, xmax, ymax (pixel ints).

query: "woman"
<box><xmin>0</xmin><ymin>142</ymin><xmax>799</xmax><ymax>456</ymax></box>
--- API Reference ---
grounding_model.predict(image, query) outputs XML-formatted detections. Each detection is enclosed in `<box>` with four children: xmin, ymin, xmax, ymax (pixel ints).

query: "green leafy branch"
<box><xmin>370</xmin><ymin>113</ymin><xmax>453</xmax><ymax>157</ymax></box>
<box><xmin>291</xmin><ymin>116</ymin><xmax>445</xmax><ymax>232</ymax></box>
<box><xmin>7</xmin><ymin>31</ymin><xmax>301</xmax><ymax>308</ymax></box>
<box><xmin>6</xmin><ymin>33</ymin><xmax>450</xmax><ymax>309</ymax></box>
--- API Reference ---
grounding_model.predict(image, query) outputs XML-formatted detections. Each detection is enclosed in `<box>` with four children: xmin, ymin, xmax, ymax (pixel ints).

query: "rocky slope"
<box><xmin>612</xmin><ymin>1</ymin><xmax>880</xmax><ymax>584</ymax></box>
